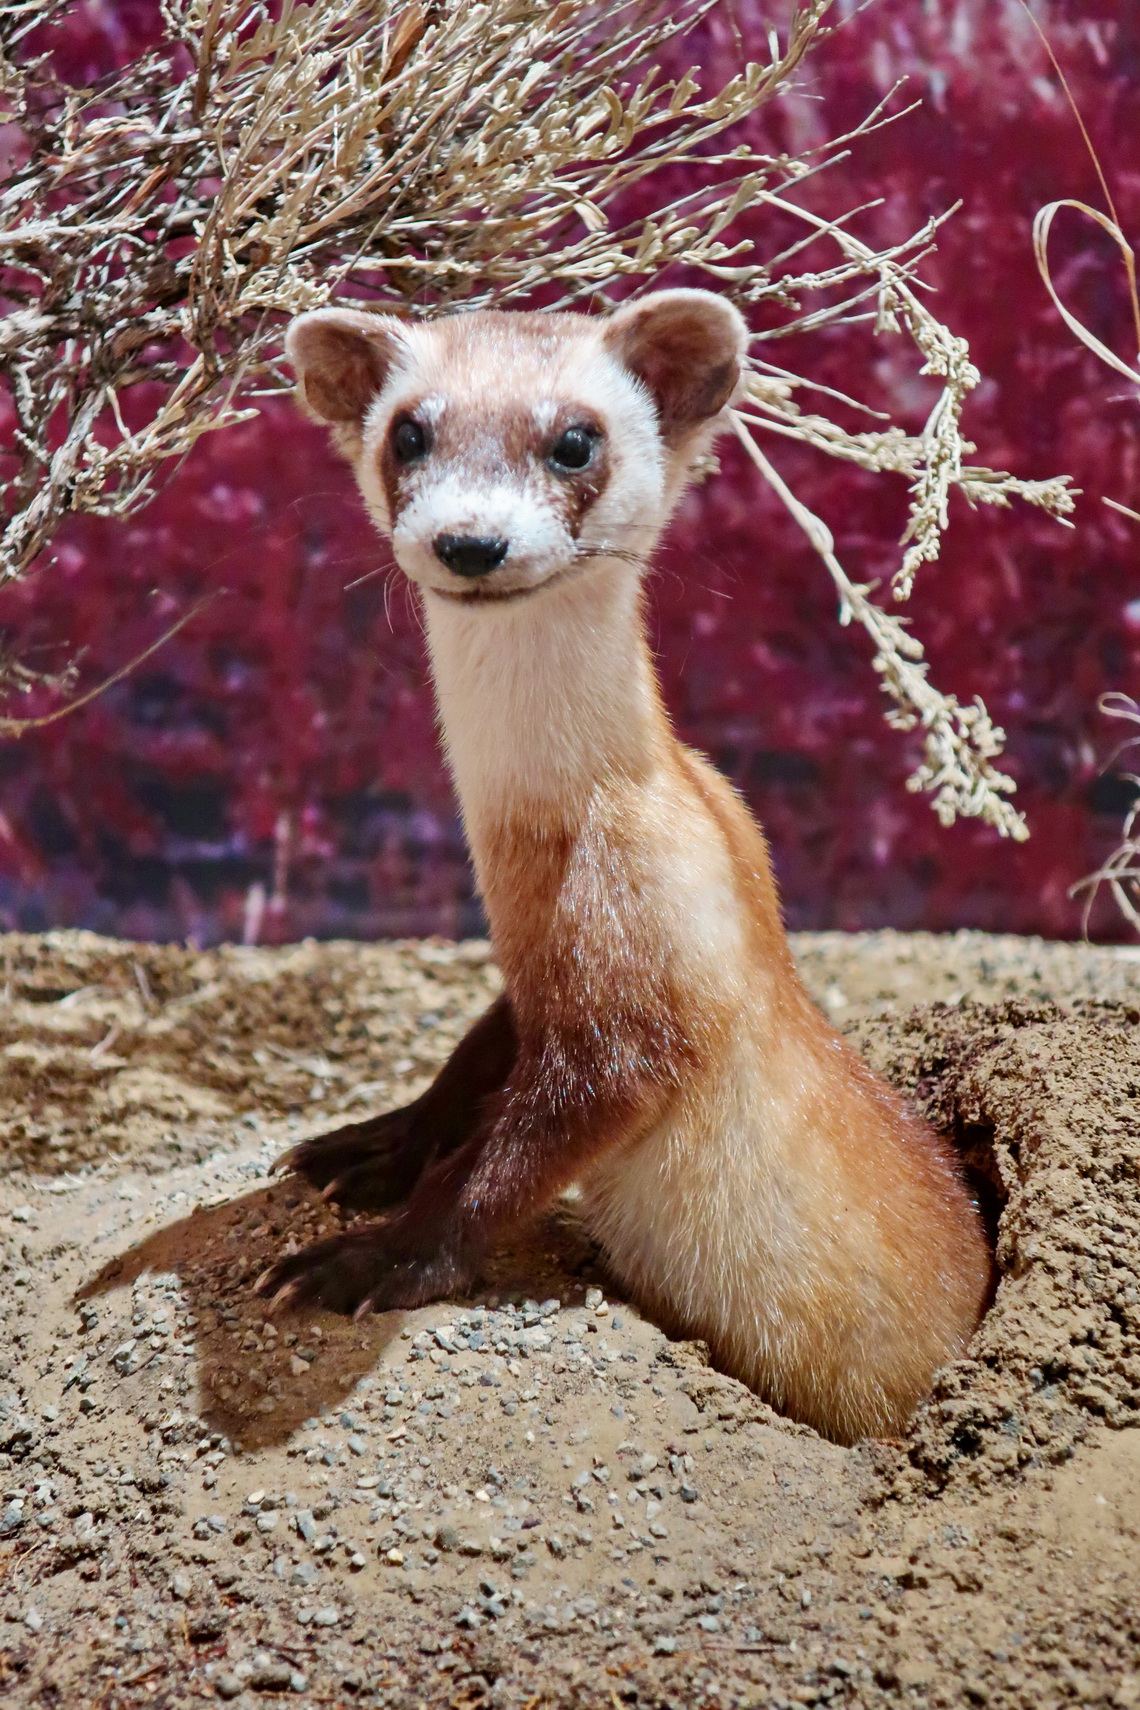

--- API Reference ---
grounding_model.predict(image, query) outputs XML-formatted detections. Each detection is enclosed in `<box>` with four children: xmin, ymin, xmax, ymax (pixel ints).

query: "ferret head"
<box><xmin>285</xmin><ymin>291</ymin><xmax>747</xmax><ymax>605</ymax></box>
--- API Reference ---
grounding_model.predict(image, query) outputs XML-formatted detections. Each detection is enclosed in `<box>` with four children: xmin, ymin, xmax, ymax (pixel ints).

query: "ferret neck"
<box><xmin>422</xmin><ymin>564</ymin><xmax>663</xmax><ymax>840</ymax></box>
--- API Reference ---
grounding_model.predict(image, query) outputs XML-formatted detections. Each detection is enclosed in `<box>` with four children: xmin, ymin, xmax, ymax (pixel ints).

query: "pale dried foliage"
<box><xmin>730</xmin><ymin>189</ymin><xmax>1074</xmax><ymax>840</ymax></box>
<box><xmin>1019</xmin><ymin>0</ymin><xmax>1140</xmax><ymax>919</ymax></box>
<box><xmin>732</xmin><ymin>423</ymin><xmax>1035</xmax><ymax>840</ymax></box>
<box><xmin>0</xmin><ymin>0</ymin><xmax>1075</xmax><ymax>833</ymax></box>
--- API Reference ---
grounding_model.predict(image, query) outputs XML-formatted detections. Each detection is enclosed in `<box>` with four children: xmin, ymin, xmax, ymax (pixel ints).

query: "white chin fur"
<box><xmin>390</xmin><ymin>478</ymin><xmax>575</xmax><ymax>597</ymax></box>
<box><xmin>394</xmin><ymin>545</ymin><xmax>576</xmax><ymax>600</ymax></box>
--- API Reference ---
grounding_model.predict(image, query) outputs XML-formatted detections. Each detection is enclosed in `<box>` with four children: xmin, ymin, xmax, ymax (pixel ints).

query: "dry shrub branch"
<box><xmin>1071</xmin><ymin>694</ymin><xmax>1140</xmax><ymax>934</ymax></box>
<box><xmin>1018</xmin><ymin>0</ymin><xmax>1140</xmax><ymax>921</ymax></box>
<box><xmin>0</xmin><ymin>0</ymin><xmax>1074</xmax><ymax>833</ymax></box>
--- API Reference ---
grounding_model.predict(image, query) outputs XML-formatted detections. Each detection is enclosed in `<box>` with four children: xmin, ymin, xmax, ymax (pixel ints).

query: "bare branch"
<box><xmin>731</xmin><ymin>417</ymin><xmax>1029</xmax><ymax>841</ymax></box>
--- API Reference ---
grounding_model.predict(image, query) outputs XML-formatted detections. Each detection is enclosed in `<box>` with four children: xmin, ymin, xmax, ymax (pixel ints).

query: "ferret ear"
<box><xmin>602</xmin><ymin>289</ymin><xmax>748</xmax><ymax>442</ymax></box>
<box><xmin>285</xmin><ymin>308</ymin><xmax>405</xmax><ymax>428</ymax></box>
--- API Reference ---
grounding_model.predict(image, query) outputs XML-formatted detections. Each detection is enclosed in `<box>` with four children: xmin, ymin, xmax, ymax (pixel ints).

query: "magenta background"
<box><xmin>0</xmin><ymin>1</ymin><xmax>1137</xmax><ymax>944</ymax></box>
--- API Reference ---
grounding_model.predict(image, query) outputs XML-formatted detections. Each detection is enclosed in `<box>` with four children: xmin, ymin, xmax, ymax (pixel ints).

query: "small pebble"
<box><xmin>250</xmin><ymin>1658</ymin><xmax>293</xmax><ymax>1690</ymax></box>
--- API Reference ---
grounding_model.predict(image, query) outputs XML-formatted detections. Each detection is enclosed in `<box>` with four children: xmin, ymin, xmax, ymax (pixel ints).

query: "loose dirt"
<box><xmin>0</xmin><ymin>929</ymin><xmax>1137</xmax><ymax>1709</ymax></box>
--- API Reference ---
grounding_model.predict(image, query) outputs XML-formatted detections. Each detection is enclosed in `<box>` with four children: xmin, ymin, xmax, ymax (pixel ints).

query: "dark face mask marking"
<box><xmin>379</xmin><ymin>401</ymin><xmax>611</xmax><ymax>542</ymax></box>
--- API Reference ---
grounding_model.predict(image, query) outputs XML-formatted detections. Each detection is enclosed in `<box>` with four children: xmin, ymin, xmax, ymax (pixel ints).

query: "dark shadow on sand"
<box><xmin>78</xmin><ymin>1177</ymin><xmax>606</xmax><ymax>1450</ymax></box>
<box><xmin>78</xmin><ymin>1179</ymin><xmax>407</xmax><ymax>1449</ymax></box>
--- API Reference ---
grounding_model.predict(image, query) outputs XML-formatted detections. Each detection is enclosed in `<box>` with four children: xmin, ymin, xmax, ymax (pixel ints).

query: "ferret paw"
<box><xmin>254</xmin><ymin>1225</ymin><xmax>473</xmax><ymax>1318</ymax></box>
<box><xmin>272</xmin><ymin>1109</ymin><xmax>422</xmax><ymax>1211</ymax></box>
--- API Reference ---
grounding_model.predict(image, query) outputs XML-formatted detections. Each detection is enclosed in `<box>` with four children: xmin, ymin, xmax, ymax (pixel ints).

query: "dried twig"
<box><xmin>737</xmin><ymin>188</ymin><xmax>1074</xmax><ymax>604</ymax></box>
<box><xmin>1018</xmin><ymin>0</ymin><xmax>1140</xmax><ymax>923</ymax></box>
<box><xmin>1071</xmin><ymin>696</ymin><xmax>1140</xmax><ymax>934</ymax></box>
<box><xmin>725</xmin><ymin>175</ymin><xmax>1079</xmax><ymax>838</ymax></box>
<box><xmin>730</xmin><ymin>417</ymin><xmax>1028</xmax><ymax>840</ymax></box>
<box><xmin>0</xmin><ymin>591</ymin><xmax>222</xmax><ymax>734</ymax></box>
<box><xmin>0</xmin><ymin>0</ymin><xmax>840</xmax><ymax>582</ymax></box>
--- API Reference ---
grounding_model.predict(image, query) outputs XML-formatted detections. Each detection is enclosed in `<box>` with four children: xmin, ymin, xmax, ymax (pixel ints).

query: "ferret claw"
<box><xmin>253</xmin><ymin>1266</ymin><xmax>301</xmax><ymax>1312</ymax></box>
<box><xmin>248</xmin><ymin>1226</ymin><xmax>474</xmax><ymax>1318</ymax></box>
<box><xmin>267</xmin><ymin>1112</ymin><xmax>421</xmax><ymax>1210</ymax></box>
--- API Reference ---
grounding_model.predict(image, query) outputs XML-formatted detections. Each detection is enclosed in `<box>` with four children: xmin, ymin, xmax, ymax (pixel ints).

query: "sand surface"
<box><xmin>0</xmin><ymin>928</ymin><xmax>1138</xmax><ymax>1708</ymax></box>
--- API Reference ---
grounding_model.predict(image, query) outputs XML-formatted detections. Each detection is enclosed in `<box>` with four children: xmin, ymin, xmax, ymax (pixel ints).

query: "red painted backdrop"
<box><xmin>0</xmin><ymin>0</ymin><xmax>1137</xmax><ymax>944</ymax></box>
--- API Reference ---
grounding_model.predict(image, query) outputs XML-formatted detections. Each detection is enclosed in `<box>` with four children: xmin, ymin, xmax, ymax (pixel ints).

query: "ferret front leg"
<box><xmin>256</xmin><ymin>1134</ymin><xmax>489</xmax><ymax>1315</ymax></box>
<box><xmin>255</xmin><ymin>1034</ymin><xmax>670</xmax><ymax>1317</ymax></box>
<box><xmin>271</xmin><ymin>994</ymin><xmax>516</xmax><ymax>1211</ymax></box>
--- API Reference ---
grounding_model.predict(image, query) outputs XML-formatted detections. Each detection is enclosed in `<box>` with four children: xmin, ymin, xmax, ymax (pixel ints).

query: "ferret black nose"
<box><xmin>433</xmin><ymin>534</ymin><xmax>509</xmax><ymax>578</ymax></box>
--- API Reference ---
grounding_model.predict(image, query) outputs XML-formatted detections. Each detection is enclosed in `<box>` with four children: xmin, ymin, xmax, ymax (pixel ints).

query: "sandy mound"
<box><xmin>0</xmin><ymin>929</ymin><xmax>1138</xmax><ymax>1708</ymax></box>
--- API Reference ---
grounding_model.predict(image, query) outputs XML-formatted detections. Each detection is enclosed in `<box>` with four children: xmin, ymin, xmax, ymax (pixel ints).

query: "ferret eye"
<box><xmin>392</xmin><ymin>418</ymin><xmax>429</xmax><ymax>463</ymax></box>
<box><xmin>549</xmin><ymin>425</ymin><xmax>596</xmax><ymax>471</ymax></box>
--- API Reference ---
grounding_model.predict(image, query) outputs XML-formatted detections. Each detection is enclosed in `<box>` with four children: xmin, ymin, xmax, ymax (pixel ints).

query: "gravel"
<box><xmin>0</xmin><ymin>929</ymin><xmax>1138</xmax><ymax>1709</ymax></box>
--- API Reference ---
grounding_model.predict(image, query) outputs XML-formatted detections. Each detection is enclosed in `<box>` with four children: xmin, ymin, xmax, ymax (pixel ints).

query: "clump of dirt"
<box><xmin>852</xmin><ymin>1000</ymin><xmax>1140</xmax><ymax>1492</ymax></box>
<box><xmin>0</xmin><ymin>930</ymin><xmax>1138</xmax><ymax>1710</ymax></box>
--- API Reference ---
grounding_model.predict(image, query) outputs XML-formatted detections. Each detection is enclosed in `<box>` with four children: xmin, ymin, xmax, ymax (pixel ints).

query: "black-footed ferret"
<box><xmin>256</xmin><ymin>290</ymin><xmax>992</xmax><ymax>1443</ymax></box>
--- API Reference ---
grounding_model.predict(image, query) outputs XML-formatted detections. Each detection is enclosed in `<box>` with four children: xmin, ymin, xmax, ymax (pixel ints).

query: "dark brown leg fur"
<box><xmin>257</xmin><ymin>1140</ymin><xmax>485</xmax><ymax>1316</ymax></box>
<box><xmin>270</xmin><ymin>994</ymin><xmax>517</xmax><ymax>1211</ymax></box>
<box><xmin>256</xmin><ymin>1012</ymin><xmax>676</xmax><ymax>1317</ymax></box>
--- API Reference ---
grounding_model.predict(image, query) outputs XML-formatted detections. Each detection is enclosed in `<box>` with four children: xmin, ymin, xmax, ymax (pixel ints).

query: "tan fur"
<box><xmin>286</xmin><ymin>293</ymin><xmax>993</xmax><ymax>1443</ymax></box>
